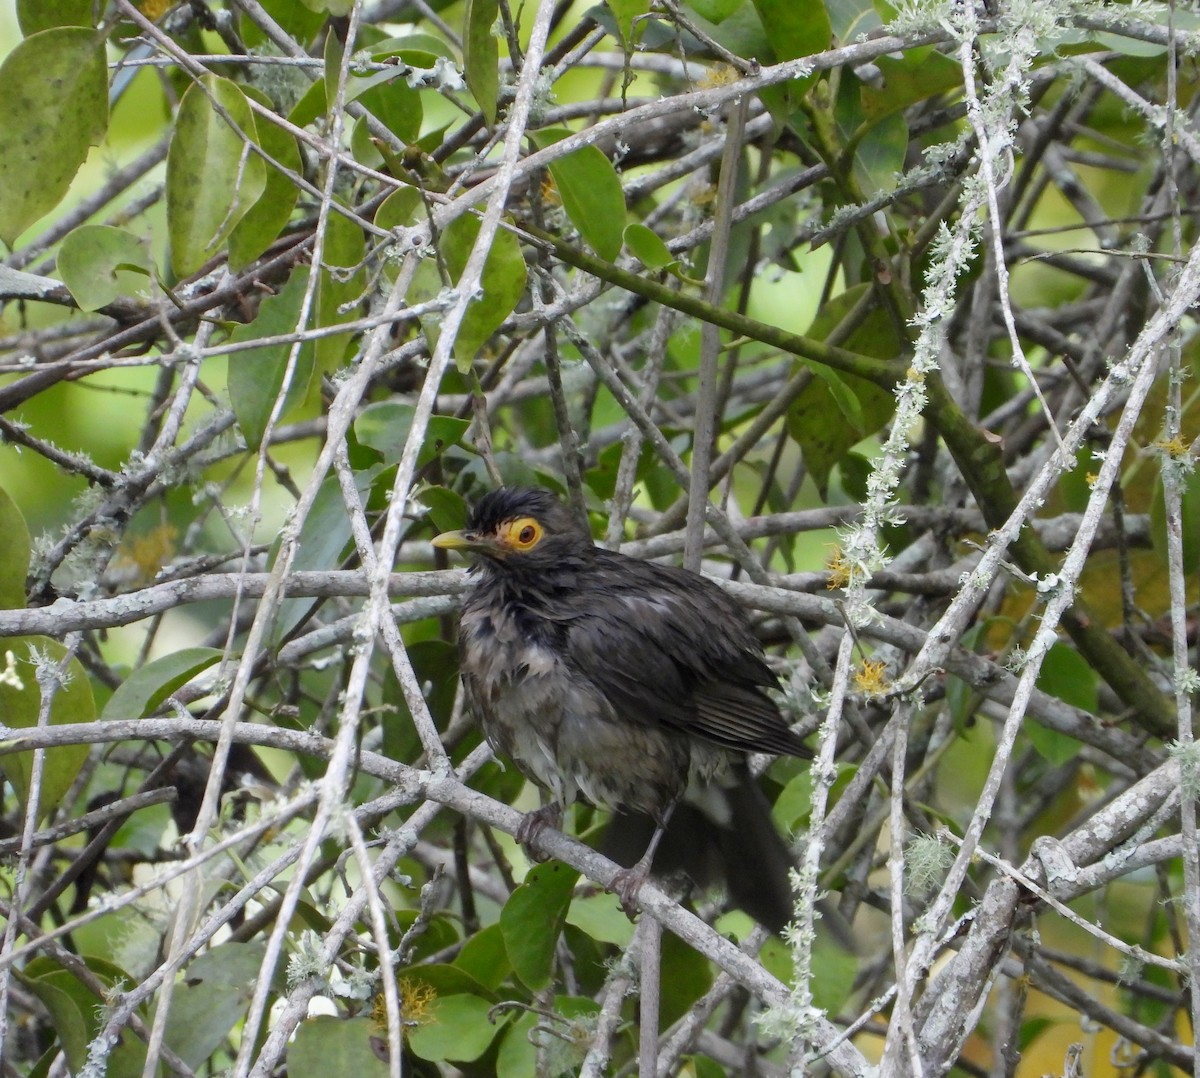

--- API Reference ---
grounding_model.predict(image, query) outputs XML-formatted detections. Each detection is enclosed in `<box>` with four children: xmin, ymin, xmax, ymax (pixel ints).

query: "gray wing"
<box><xmin>560</xmin><ymin>555</ymin><xmax>811</xmax><ymax>758</ymax></box>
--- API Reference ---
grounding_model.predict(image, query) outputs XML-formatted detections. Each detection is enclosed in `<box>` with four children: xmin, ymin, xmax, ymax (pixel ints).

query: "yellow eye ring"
<box><xmin>503</xmin><ymin>516</ymin><xmax>543</xmax><ymax>550</ymax></box>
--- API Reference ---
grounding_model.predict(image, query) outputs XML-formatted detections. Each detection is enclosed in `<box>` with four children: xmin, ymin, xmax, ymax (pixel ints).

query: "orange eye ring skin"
<box><xmin>498</xmin><ymin>516</ymin><xmax>544</xmax><ymax>551</ymax></box>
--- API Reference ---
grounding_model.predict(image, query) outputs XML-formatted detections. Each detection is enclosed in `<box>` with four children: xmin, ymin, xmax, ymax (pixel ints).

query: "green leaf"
<box><xmin>1035</xmin><ymin>644</ymin><xmax>1099</xmax><ymax>714</ymax></box>
<box><xmin>392</xmin><ymin>963</ymin><xmax>497</xmax><ymax>1000</ymax></box>
<box><xmin>17</xmin><ymin>0</ymin><xmax>92</xmax><ymax>34</ymax></box>
<box><xmin>313</xmin><ymin>209</ymin><xmax>367</xmax><ymax>373</ymax></box>
<box><xmin>835</xmin><ymin>74</ymin><xmax>908</xmax><ymax>196</ymax></box>
<box><xmin>688</xmin><ymin>3</ymin><xmax>770</xmax><ymax>61</ymax></box>
<box><xmin>773</xmin><ymin>769</ymin><xmax>813</xmax><ymax>831</ymax></box>
<box><xmin>496</xmin><ymin>1009</ymin><xmax>540</xmax><ymax>1077</ymax></box>
<box><xmin>1025</xmin><ymin>721</ymin><xmax>1082</xmax><ymax>768</ymax></box>
<box><xmin>463</xmin><ymin>0</ymin><xmax>499</xmax><ymax>126</ymax></box>
<box><xmin>322</xmin><ymin>29</ymin><xmax>345</xmax><ymax>123</ymax></box>
<box><xmin>749</xmin><ymin>0</ymin><xmax>830</xmax><ymax>61</ymax></box>
<box><xmin>825</xmin><ymin>0</ymin><xmax>883</xmax><ymax>40</ymax></box>
<box><xmin>565</xmin><ymin>892</ymin><xmax>635</xmax><ymax>946</ymax></box>
<box><xmin>19</xmin><ymin>957</ymin><xmax>142</xmax><ymax>1075</ymax></box>
<box><xmin>270</xmin><ymin>470</ymin><xmax>372</xmax><ymax>643</ymax></box>
<box><xmin>660</xmin><ymin>933</ymin><xmax>713</xmax><ymax>1025</ymax></box>
<box><xmin>809</xmin><ymin>935</ymin><xmax>858</xmax><ymax>1013</ymax></box>
<box><xmin>500</xmin><ymin>861</ymin><xmax>579</xmax><ymax>990</ymax></box>
<box><xmin>454</xmin><ymin>923</ymin><xmax>513</xmax><ymax>990</ymax></box>
<box><xmin>355</xmin><ymin>402</ymin><xmax>470</xmax><ymax>468</ymax></box>
<box><xmin>850</xmin><ymin>110</ymin><xmax>907</xmax><ymax>195</ymax></box>
<box><xmin>382</xmin><ymin>640</ymin><xmax>459</xmax><ymax>760</ymax></box>
<box><xmin>238</xmin><ymin>0</ymin><xmax>325</xmax><ymax>50</ymax></box>
<box><xmin>416</xmin><ymin>485</ymin><xmax>470</xmax><ymax>532</ymax></box>
<box><xmin>499</xmin><ymin>995</ymin><xmax>595</xmax><ymax>1075</ymax></box>
<box><xmin>228</xmin><ymin>88</ymin><xmax>302</xmax><ymax>270</ymax></box>
<box><xmin>1030</xmin><ymin>645</ymin><xmax>1094</xmax><ymax>765</ymax></box>
<box><xmin>227</xmin><ymin>267</ymin><xmax>314</xmax><ymax>448</ymax></box>
<box><xmin>372</xmin><ymin>34</ymin><xmax>457</xmax><ymax>62</ymax></box>
<box><xmin>407</xmin><ymin>994</ymin><xmax>500</xmax><ymax>1062</ymax></box>
<box><xmin>374</xmin><ymin>186</ymin><xmax>424</xmax><ymax>233</ymax></box>
<box><xmin>101</xmin><ymin>648</ymin><xmax>223</xmax><ymax>721</ymax></box>
<box><xmin>786</xmin><ymin>284</ymin><xmax>899</xmax><ymax>498</ymax></box>
<box><xmin>624</xmin><ymin>222</ymin><xmax>677</xmax><ymax>271</ymax></box>
<box><xmin>355</xmin><ymin>69</ymin><xmax>423</xmax><ymax>145</ymax></box>
<box><xmin>299</xmin><ymin>0</ymin><xmax>354</xmax><ymax>14</ymax></box>
<box><xmin>535</xmin><ymin>129</ymin><xmax>626</xmax><ymax>262</ymax></box>
<box><xmin>1152</xmin><ymin>466</ymin><xmax>1200</xmax><ymax>575</ymax></box>
<box><xmin>0</xmin><ymin>638</ymin><xmax>96</xmax><ymax>821</ymax></box>
<box><xmin>58</xmin><ymin>225</ymin><xmax>154</xmax><ymax>312</ymax></box>
<box><xmin>16</xmin><ymin>965</ymin><xmax>92</xmax><ymax>1073</ymax></box>
<box><xmin>439</xmin><ymin>212</ymin><xmax>527</xmax><ymax>367</ymax></box>
<box><xmin>687</xmin><ymin>0</ymin><xmax>742</xmax><ymax>22</ymax></box>
<box><xmin>808</xmin><ymin>364</ymin><xmax>866</xmax><ymax>430</ymax></box>
<box><xmin>0</xmin><ymin>28</ymin><xmax>108</xmax><ymax>247</ymax></box>
<box><xmin>861</xmin><ymin>50</ymin><xmax>962</xmax><ymax>123</ymax></box>
<box><xmin>167</xmin><ymin>76</ymin><xmax>267</xmax><ymax>277</ymax></box>
<box><xmin>838</xmin><ymin>451</ymin><xmax>872</xmax><ymax>501</ymax></box>
<box><xmin>688</xmin><ymin>1055</ymin><xmax>728</xmax><ymax>1078</ymax></box>
<box><xmin>165</xmin><ymin>942</ymin><xmax>266</xmax><ymax>1068</ymax></box>
<box><xmin>0</xmin><ymin>486</ymin><xmax>30</xmax><ymax>609</ymax></box>
<box><xmin>288</xmin><ymin>1017</ymin><xmax>390</xmax><ymax>1078</ymax></box>
<box><xmin>606</xmin><ymin>0</ymin><xmax>651</xmax><ymax>42</ymax></box>
<box><xmin>288</xmin><ymin>78</ymin><xmax>330</xmax><ymax>130</ymax></box>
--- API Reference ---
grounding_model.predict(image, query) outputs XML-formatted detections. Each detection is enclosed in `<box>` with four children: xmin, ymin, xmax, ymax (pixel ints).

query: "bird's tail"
<box><xmin>601</xmin><ymin>766</ymin><xmax>796</xmax><ymax>934</ymax></box>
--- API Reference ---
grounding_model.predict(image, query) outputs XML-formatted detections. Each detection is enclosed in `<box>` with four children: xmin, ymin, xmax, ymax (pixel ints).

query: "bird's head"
<box><xmin>431</xmin><ymin>487</ymin><xmax>592</xmax><ymax>569</ymax></box>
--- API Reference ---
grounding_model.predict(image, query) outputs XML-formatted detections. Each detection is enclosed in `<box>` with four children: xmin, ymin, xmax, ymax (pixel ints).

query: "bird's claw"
<box><xmin>516</xmin><ymin>803</ymin><xmax>562</xmax><ymax>861</ymax></box>
<box><xmin>610</xmin><ymin>865</ymin><xmax>648</xmax><ymax>921</ymax></box>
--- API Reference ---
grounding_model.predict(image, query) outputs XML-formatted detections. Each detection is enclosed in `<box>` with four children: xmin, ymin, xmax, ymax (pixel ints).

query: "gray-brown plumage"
<box><xmin>433</xmin><ymin>486</ymin><xmax>811</xmax><ymax>930</ymax></box>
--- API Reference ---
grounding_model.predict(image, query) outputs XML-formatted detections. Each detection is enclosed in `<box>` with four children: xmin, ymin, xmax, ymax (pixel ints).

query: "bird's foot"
<box><xmin>609</xmin><ymin>863</ymin><xmax>650</xmax><ymax>921</ymax></box>
<box><xmin>516</xmin><ymin>802</ymin><xmax>562</xmax><ymax>861</ymax></box>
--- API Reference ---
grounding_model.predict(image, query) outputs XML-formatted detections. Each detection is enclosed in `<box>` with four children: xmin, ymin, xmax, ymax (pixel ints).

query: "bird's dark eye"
<box><xmin>506</xmin><ymin>517</ymin><xmax>543</xmax><ymax>548</ymax></box>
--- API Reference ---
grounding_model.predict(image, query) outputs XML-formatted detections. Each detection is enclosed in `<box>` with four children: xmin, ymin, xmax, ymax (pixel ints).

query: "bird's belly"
<box><xmin>467</xmin><ymin>652</ymin><xmax>695</xmax><ymax>818</ymax></box>
<box><xmin>460</xmin><ymin>603</ymin><xmax>726</xmax><ymax>819</ymax></box>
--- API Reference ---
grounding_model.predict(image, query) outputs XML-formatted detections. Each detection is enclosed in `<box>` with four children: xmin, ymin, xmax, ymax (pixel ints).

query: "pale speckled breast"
<box><xmin>459</xmin><ymin>598</ymin><xmax>726</xmax><ymax>820</ymax></box>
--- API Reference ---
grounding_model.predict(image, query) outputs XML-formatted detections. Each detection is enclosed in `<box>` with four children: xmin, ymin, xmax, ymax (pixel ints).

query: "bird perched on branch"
<box><xmin>432</xmin><ymin>487</ymin><xmax>811</xmax><ymax>931</ymax></box>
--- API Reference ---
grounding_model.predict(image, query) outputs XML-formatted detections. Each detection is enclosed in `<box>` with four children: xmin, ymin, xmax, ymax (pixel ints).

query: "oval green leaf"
<box><xmin>0</xmin><ymin>28</ymin><xmax>108</xmax><ymax>247</ymax></box>
<box><xmin>17</xmin><ymin>0</ymin><xmax>93</xmax><ymax>34</ymax></box>
<box><xmin>1152</xmin><ymin>466</ymin><xmax>1200</xmax><ymax>575</ymax></box>
<box><xmin>1035</xmin><ymin>642</ymin><xmax>1099</xmax><ymax>715</ymax></box>
<box><xmin>688</xmin><ymin>0</ymin><xmax>741</xmax><ymax>22</ymax></box>
<box><xmin>750</xmin><ymin>0</ymin><xmax>830</xmax><ymax>61</ymax></box>
<box><xmin>463</xmin><ymin>0</ymin><xmax>499</xmax><ymax>126</ymax></box>
<box><xmin>606</xmin><ymin>0</ymin><xmax>651</xmax><ymax>41</ymax></box>
<box><xmin>16</xmin><ymin>965</ymin><xmax>92</xmax><ymax>1073</ymax></box>
<box><xmin>453</xmin><ymin>923</ymin><xmax>513</xmax><ymax>990</ymax></box>
<box><xmin>228</xmin><ymin>88</ymin><xmax>302</xmax><ymax>270</ymax></box>
<box><xmin>227</xmin><ymin>267</ymin><xmax>314</xmax><ymax>448</ymax></box>
<box><xmin>58</xmin><ymin>225</ymin><xmax>154</xmax><ymax>312</ymax></box>
<box><xmin>164</xmin><ymin>942</ymin><xmax>265</xmax><ymax>1068</ymax></box>
<box><xmin>0</xmin><ymin>637</ymin><xmax>97</xmax><ymax>822</ymax></box>
<box><xmin>440</xmin><ymin>212</ymin><xmax>527</xmax><ymax>367</ymax></box>
<box><xmin>786</xmin><ymin>283</ymin><xmax>899</xmax><ymax>498</ymax></box>
<box><xmin>415</xmin><ymin>485</ymin><xmax>470</xmax><ymax>533</ymax></box>
<box><xmin>100</xmin><ymin>647</ymin><xmax>223</xmax><ymax>721</ymax></box>
<box><xmin>536</xmin><ymin>130</ymin><xmax>626</xmax><ymax>262</ymax></box>
<box><xmin>500</xmin><ymin>861</ymin><xmax>579</xmax><ymax>990</ymax></box>
<box><xmin>167</xmin><ymin>76</ymin><xmax>267</xmax><ymax>277</ymax></box>
<box><xmin>287</xmin><ymin>1016</ymin><xmax>389</xmax><ymax>1078</ymax></box>
<box><xmin>407</xmin><ymin>993</ymin><xmax>500</xmax><ymax>1062</ymax></box>
<box><xmin>313</xmin><ymin>209</ymin><xmax>367</xmax><ymax>373</ymax></box>
<box><xmin>0</xmin><ymin>486</ymin><xmax>30</xmax><ymax>610</ymax></box>
<box><xmin>354</xmin><ymin>401</ymin><xmax>469</xmax><ymax>467</ymax></box>
<box><xmin>624</xmin><ymin>222</ymin><xmax>677</xmax><ymax>271</ymax></box>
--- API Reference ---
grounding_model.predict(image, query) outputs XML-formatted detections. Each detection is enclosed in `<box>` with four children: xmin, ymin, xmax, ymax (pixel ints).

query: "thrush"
<box><xmin>432</xmin><ymin>487</ymin><xmax>811</xmax><ymax>931</ymax></box>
